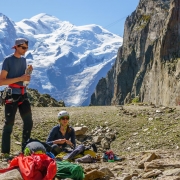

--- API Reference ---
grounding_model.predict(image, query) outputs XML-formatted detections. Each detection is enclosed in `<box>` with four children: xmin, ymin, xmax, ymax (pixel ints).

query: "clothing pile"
<box><xmin>0</xmin><ymin>140</ymin><xmax>87</xmax><ymax>180</ymax></box>
<box><xmin>0</xmin><ymin>140</ymin><xmax>100</xmax><ymax>180</ymax></box>
<box><xmin>102</xmin><ymin>150</ymin><xmax>122</xmax><ymax>162</ymax></box>
<box><xmin>56</xmin><ymin>144</ymin><xmax>98</xmax><ymax>163</ymax></box>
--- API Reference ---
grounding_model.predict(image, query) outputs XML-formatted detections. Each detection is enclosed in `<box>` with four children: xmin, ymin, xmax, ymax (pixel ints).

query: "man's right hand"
<box><xmin>0</xmin><ymin>70</ymin><xmax>31</xmax><ymax>86</ymax></box>
<box><xmin>20</xmin><ymin>74</ymin><xmax>31</xmax><ymax>81</ymax></box>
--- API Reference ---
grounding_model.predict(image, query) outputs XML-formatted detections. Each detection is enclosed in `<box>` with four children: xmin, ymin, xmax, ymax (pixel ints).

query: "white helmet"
<box><xmin>58</xmin><ymin>110</ymin><xmax>69</xmax><ymax>120</ymax></box>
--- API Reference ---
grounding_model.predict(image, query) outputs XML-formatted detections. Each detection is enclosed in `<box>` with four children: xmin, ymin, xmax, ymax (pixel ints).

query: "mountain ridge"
<box><xmin>0</xmin><ymin>13</ymin><xmax>123</xmax><ymax>106</ymax></box>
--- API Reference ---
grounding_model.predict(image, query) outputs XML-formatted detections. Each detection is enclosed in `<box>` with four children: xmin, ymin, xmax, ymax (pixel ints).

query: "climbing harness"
<box><xmin>1</xmin><ymin>84</ymin><xmax>28</xmax><ymax>106</ymax></box>
<box><xmin>0</xmin><ymin>87</ymin><xmax>12</xmax><ymax>105</ymax></box>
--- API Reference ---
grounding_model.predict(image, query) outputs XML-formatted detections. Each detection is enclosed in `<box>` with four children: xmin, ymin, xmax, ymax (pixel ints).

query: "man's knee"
<box><xmin>23</xmin><ymin>117</ymin><xmax>33</xmax><ymax>130</ymax></box>
<box><xmin>3</xmin><ymin>124</ymin><xmax>13</xmax><ymax>134</ymax></box>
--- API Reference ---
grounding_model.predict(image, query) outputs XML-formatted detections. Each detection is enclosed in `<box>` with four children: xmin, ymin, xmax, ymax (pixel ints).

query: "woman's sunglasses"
<box><xmin>60</xmin><ymin>116</ymin><xmax>69</xmax><ymax>120</ymax></box>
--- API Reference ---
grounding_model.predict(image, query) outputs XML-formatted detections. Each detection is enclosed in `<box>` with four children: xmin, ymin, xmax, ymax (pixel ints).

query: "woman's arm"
<box><xmin>65</xmin><ymin>128</ymin><xmax>76</xmax><ymax>148</ymax></box>
<box><xmin>46</xmin><ymin>127</ymin><xmax>57</xmax><ymax>146</ymax></box>
<box><xmin>53</xmin><ymin>139</ymin><xmax>66</xmax><ymax>145</ymax></box>
<box><xmin>46</xmin><ymin>126</ymin><xmax>67</xmax><ymax>145</ymax></box>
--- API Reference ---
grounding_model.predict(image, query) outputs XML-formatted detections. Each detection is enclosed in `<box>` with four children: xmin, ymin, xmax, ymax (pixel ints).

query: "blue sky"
<box><xmin>0</xmin><ymin>0</ymin><xmax>139</xmax><ymax>37</ymax></box>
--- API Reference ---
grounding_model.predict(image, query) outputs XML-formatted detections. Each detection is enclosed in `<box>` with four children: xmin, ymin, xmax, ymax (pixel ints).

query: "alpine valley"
<box><xmin>0</xmin><ymin>13</ymin><xmax>123</xmax><ymax>106</ymax></box>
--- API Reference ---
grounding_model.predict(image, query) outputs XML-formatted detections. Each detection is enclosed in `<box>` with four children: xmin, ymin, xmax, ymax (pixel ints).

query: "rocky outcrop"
<box><xmin>91</xmin><ymin>0</ymin><xmax>180</xmax><ymax>106</ymax></box>
<box><xmin>27</xmin><ymin>88</ymin><xmax>65</xmax><ymax>107</ymax></box>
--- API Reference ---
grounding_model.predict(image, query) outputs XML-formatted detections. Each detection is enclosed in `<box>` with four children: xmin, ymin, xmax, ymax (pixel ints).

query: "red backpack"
<box><xmin>0</xmin><ymin>153</ymin><xmax>57</xmax><ymax>180</ymax></box>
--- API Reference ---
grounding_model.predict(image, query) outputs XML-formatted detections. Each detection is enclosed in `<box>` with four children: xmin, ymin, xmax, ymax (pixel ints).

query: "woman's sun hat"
<box><xmin>58</xmin><ymin>110</ymin><xmax>69</xmax><ymax>120</ymax></box>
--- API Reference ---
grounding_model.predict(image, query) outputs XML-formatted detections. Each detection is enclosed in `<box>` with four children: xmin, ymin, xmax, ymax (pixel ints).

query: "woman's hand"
<box><xmin>53</xmin><ymin>138</ymin><xmax>66</xmax><ymax>145</ymax></box>
<box><xmin>66</xmin><ymin>140</ymin><xmax>73</xmax><ymax>147</ymax></box>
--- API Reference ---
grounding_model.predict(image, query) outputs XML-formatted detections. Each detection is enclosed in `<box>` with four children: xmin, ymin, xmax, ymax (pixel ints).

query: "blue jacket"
<box><xmin>46</xmin><ymin>125</ymin><xmax>76</xmax><ymax>148</ymax></box>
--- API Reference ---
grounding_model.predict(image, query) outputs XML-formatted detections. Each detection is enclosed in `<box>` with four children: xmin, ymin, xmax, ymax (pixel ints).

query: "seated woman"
<box><xmin>46</xmin><ymin>110</ymin><xmax>76</xmax><ymax>156</ymax></box>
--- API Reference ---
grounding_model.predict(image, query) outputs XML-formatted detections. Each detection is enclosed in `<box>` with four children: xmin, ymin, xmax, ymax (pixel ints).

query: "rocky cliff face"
<box><xmin>91</xmin><ymin>0</ymin><xmax>180</xmax><ymax>106</ymax></box>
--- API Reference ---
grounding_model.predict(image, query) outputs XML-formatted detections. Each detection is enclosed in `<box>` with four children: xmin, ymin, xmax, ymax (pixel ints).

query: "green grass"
<box><xmin>1</xmin><ymin>105</ymin><xmax>180</xmax><ymax>156</ymax></box>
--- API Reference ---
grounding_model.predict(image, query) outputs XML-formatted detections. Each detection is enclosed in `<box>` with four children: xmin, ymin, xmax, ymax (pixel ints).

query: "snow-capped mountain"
<box><xmin>0</xmin><ymin>13</ymin><xmax>123</xmax><ymax>106</ymax></box>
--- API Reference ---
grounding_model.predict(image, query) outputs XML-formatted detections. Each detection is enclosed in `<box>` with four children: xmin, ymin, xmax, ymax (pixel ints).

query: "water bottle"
<box><xmin>23</xmin><ymin>65</ymin><xmax>33</xmax><ymax>86</ymax></box>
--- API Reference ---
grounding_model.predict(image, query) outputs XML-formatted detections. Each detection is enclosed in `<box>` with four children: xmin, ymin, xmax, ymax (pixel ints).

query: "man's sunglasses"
<box><xmin>17</xmin><ymin>45</ymin><xmax>28</xmax><ymax>50</ymax></box>
<box><xmin>60</xmin><ymin>116</ymin><xmax>69</xmax><ymax>120</ymax></box>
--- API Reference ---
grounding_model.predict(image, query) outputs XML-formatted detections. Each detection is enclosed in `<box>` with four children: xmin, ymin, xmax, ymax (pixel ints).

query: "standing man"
<box><xmin>0</xmin><ymin>38</ymin><xmax>33</xmax><ymax>157</ymax></box>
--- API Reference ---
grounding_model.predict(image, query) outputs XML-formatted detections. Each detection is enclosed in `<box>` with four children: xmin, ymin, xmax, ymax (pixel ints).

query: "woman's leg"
<box><xmin>51</xmin><ymin>144</ymin><xmax>62</xmax><ymax>156</ymax></box>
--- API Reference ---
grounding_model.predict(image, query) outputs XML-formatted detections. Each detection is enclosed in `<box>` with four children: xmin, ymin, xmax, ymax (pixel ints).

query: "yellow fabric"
<box><xmin>34</xmin><ymin>150</ymin><xmax>45</xmax><ymax>154</ymax></box>
<box><xmin>55</xmin><ymin>149</ymin><xmax>96</xmax><ymax>161</ymax></box>
<box><xmin>73</xmin><ymin>154</ymin><xmax>83</xmax><ymax>159</ymax></box>
<box><xmin>56</xmin><ymin>152</ymin><xmax>83</xmax><ymax>162</ymax></box>
<box><xmin>56</xmin><ymin>151</ymin><xmax>68</xmax><ymax>159</ymax></box>
<box><xmin>83</xmin><ymin>150</ymin><xmax>96</xmax><ymax>157</ymax></box>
